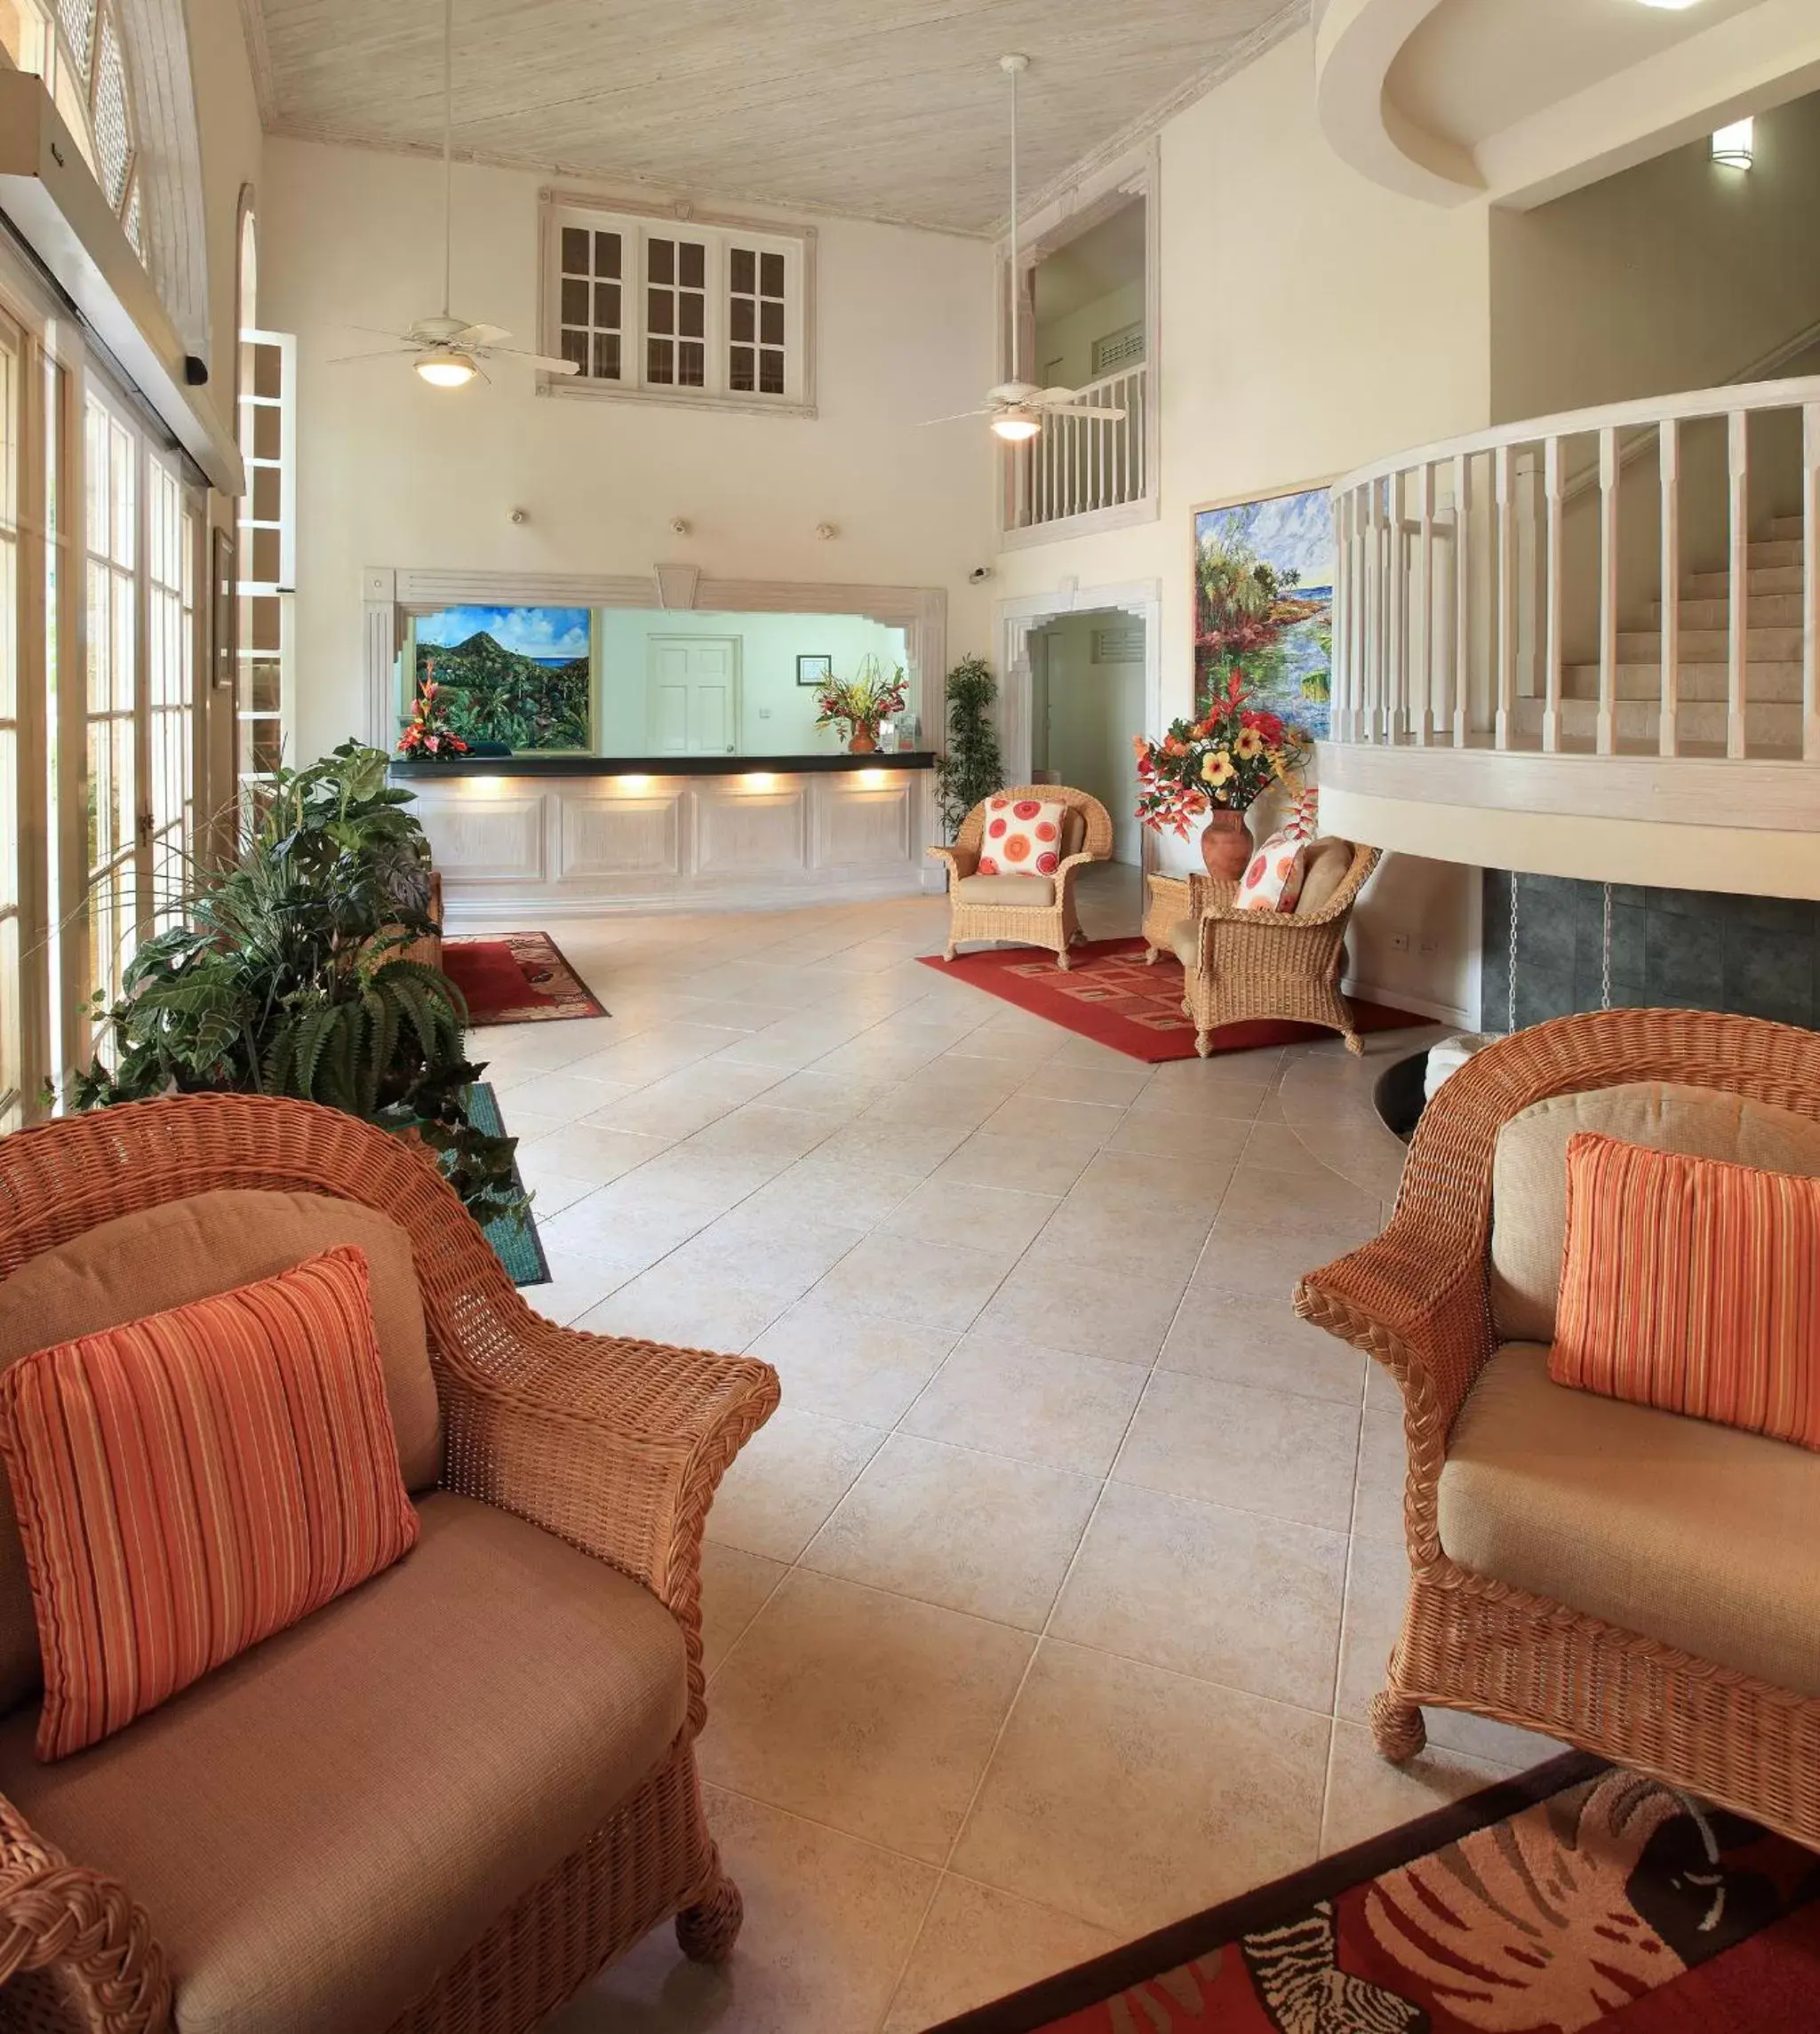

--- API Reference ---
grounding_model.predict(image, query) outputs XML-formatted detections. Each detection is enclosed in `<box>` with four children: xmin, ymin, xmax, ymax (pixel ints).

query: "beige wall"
<box><xmin>1489</xmin><ymin>89</ymin><xmax>1820</xmax><ymax>422</ymax></box>
<box><xmin>259</xmin><ymin>136</ymin><xmax>1000</xmax><ymax>765</ymax></box>
<box><xmin>1034</xmin><ymin>280</ymin><xmax>1145</xmax><ymax>393</ymax></box>
<box><xmin>996</xmin><ymin>28</ymin><xmax>1493</xmax><ymax>1020</ymax></box>
<box><xmin>1033</xmin><ymin>612</ymin><xmax>1145</xmax><ymax>864</ymax></box>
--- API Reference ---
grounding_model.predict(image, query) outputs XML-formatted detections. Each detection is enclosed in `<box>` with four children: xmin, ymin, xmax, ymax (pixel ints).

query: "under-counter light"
<box><xmin>1712</xmin><ymin>118</ymin><xmax>1754</xmax><ymax>168</ymax></box>
<box><xmin>743</xmin><ymin>772</ymin><xmax>776</xmax><ymax>790</ymax></box>
<box><xmin>615</xmin><ymin>774</ymin><xmax>652</xmax><ymax>793</ymax></box>
<box><xmin>858</xmin><ymin>769</ymin><xmax>887</xmax><ymax>786</ymax></box>
<box><xmin>415</xmin><ymin>347</ymin><xmax>476</xmax><ymax>388</ymax></box>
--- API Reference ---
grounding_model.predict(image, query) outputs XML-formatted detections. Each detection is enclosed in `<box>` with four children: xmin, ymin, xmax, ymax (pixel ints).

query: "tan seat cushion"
<box><xmin>1439</xmin><ymin>1344</ymin><xmax>1820</xmax><ymax>1696</ymax></box>
<box><xmin>1167</xmin><ymin>917</ymin><xmax>1200</xmax><ymax>968</ymax></box>
<box><xmin>1060</xmin><ymin>807</ymin><xmax>1087</xmax><ymax>860</ymax></box>
<box><xmin>956</xmin><ymin>872</ymin><xmax>1056</xmax><ymax>907</ymax></box>
<box><xmin>1490</xmin><ymin>1083</ymin><xmax>1820</xmax><ymax>1343</ymax></box>
<box><xmin>1292</xmin><ymin>837</ymin><xmax>1353</xmax><ymax>917</ymax></box>
<box><xmin>1</xmin><ymin>1493</ymin><xmax>687</xmax><ymax>2034</ymax></box>
<box><xmin>0</xmin><ymin>1190</ymin><xmax>443</xmax><ymax>1716</ymax></box>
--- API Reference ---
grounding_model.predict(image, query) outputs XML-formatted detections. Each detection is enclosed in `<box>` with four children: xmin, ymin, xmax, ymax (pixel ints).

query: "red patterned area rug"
<box><xmin>442</xmin><ymin>932</ymin><xmax>606</xmax><ymax>1025</ymax></box>
<box><xmin>930</xmin><ymin>1754</ymin><xmax>1820</xmax><ymax>2034</ymax></box>
<box><xmin>920</xmin><ymin>936</ymin><xmax>1425</xmax><ymax>1063</ymax></box>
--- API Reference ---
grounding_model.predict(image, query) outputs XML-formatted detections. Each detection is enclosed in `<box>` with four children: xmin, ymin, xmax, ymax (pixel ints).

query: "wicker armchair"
<box><xmin>1169</xmin><ymin>839</ymin><xmax>1379</xmax><ymax>1056</ymax></box>
<box><xmin>0</xmin><ymin>1094</ymin><xmax>778</xmax><ymax>2034</ymax></box>
<box><xmin>1296</xmin><ymin>1009</ymin><xmax>1820</xmax><ymax>1851</ymax></box>
<box><xmin>929</xmin><ymin>786</ymin><xmax>1114</xmax><ymax>970</ymax></box>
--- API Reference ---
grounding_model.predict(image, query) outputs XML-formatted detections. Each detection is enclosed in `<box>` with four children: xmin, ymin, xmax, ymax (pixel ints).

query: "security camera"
<box><xmin>968</xmin><ymin>565</ymin><xmax>994</xmax><ymax>584</ymax></box>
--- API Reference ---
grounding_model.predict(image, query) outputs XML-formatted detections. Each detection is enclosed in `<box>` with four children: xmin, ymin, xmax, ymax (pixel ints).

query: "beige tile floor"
<box><xmin>466</xmin><ymin>869</ymin><xmax>1560</xmax><ymax>2034</ymax></box>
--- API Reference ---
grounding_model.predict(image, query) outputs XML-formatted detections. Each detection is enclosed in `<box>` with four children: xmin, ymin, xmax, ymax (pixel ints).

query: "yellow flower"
<box><xmin>1201</xmin><ymin>751</ymin><xmax>1235</xmax><ymax>786</ymax></box>
<box><xmin>1234</xmin><ymin>727</ymin><xmax>1265</xmax><ymax>761</ymax></box>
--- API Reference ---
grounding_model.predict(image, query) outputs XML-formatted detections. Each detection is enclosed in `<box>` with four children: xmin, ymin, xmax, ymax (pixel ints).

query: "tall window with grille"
<box><xmin>145</xmin><ymin>456</ymin><xmax>194</xmax><ymax>929</ymax></box>
<box><xmin>82</xmin><ymin>389</ymin><xmax>136</xmax><ymax>1013</ymax></box>
<box><xmin>235</xmin><ymin>328</ymin><xmax>294</xmax><ymax>826</ymax></box>
<box><xmin>0</xmin><ymin>0</ymin><xmax>145</xmax><ymax>257</ymax></box>
<box><xmin>0</xmin><ymin>319</ymin><xmax>20</xmax><ymax>1130</ymax></box>
<box><xmin>546</xmin><ymin>199</ymin><xmax>812</xmax><ymax>413</ymax></box>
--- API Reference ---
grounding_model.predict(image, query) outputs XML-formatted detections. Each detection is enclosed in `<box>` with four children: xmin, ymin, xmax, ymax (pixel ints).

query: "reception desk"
<box><xmin>391</xmin><ymin>753</ymin><xmax>940</xmax><ymax>921</ymax></box>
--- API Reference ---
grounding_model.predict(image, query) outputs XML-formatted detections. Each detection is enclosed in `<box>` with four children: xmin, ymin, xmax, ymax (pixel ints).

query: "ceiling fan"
<box><xmin>327</xmin><ymin>0</ymin><xmax>578</xmax><ymax>389</ymax></box>
<box><xmin>922</xmin><ymin>55</ymin><xmax>1126</xmax><ymax>442</ymax></box>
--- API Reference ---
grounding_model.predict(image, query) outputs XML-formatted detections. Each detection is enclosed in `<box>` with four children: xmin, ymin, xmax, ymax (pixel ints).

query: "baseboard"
<box><xmin>1341</xmin><ymin>976</ymin><xmax>1471</xmax><ymax>1029</ymax></box>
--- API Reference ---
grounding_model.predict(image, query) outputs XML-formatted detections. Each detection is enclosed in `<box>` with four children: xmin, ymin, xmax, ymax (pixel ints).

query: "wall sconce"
<box><xmin>1712</xmin><ymin>118</ymin><xmax>1754</xmax><ymax>169</ymax></box>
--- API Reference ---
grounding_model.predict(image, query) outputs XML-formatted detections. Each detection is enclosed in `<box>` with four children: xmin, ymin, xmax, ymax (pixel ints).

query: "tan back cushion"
<box><xmin>1293</xmin><ymin>837</ymin><xmax>1353</xmax><ymax>916</ymax></box>
<box><xmin>1061</xmin><ymin>807</ymin><xmax>1086</xmax><ymax>859</ymax></box>
<box><xmin>1490</xmin><ymin>1082</ymin><xmax>1820</xmax><ymax>1343</ymax></box>
<box><xmin>0</xmin><ymin>1189</ymin><xmax>442</xmax><ymax>1711</ymax></box>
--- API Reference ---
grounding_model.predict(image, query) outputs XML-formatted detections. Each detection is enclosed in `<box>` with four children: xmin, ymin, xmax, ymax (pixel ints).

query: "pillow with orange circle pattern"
<box><xmin>977</xmin><ymin>796</ymin><xmax>1067</xmax><ymax>877</ymax></box>
<box><xmin>1235</xmin><ymin>830</ymin><xmax>1309</xmax><ymax>912</ymax></box>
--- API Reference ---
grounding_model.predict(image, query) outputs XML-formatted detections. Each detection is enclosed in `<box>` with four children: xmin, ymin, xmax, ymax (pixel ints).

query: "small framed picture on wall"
<box><xmin>797</xmin><ymin>654</ymin><xmax>833</xmax><ymax>688</ymax></box>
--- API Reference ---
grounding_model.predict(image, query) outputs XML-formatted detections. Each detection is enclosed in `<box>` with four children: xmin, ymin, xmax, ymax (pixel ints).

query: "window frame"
<box><xmin>539</xmin><ymin>190</ymin><xmax>817</xmax><ymax>419</ymax></box>
<box><xmin>2</xmin><ymin>0</ymin><xmax>143</xmax><ymax>256</ymax></box>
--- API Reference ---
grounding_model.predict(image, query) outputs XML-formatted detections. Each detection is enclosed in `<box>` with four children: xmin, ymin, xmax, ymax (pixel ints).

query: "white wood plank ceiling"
<box><xmin>239</xmin><ymin>0</ymin><xmax>1305</xmax><ymax>234</ymax></box>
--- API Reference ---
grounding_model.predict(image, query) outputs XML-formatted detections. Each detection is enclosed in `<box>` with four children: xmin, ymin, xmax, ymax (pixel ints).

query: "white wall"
<box><xmin>259</xmin><ymin>137</ymin><xmax>999</xmax><ymax>767</ymax></box>
<box><xmin>995</xmin><ymin>27</ymin><xmax>1494</xmax><ymax>1021</ymax></box>
<box><xmin>1035</xmin><ymin>280</ymin><xmax>1145</xmax><ymax>391</ymax></box>
<box><xmin>1034</xmin><ymin>612</ymin><xmax>1145</xmax><ymax>863</ymax></box>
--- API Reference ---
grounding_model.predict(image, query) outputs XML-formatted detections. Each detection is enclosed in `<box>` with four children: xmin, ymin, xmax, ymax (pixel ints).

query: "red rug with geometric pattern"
<box><xmin>930</xmin><ymin>1755</ymin><xmax>1820</xmax><ymax>2033</ymax></box>
<box><xmin>919</xmin><ymin>936</ymin><xmax>1426</xmax><ymax>1062</ymax></box>
<box><xmin>441</xmin><ymin>931</ymin><xmax>606</xmax><ymax>1025</ymax></box>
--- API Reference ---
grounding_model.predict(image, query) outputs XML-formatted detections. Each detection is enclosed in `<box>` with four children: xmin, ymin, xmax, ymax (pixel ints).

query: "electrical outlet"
<box><xmin>1391</xmin><ymin>931</ymin><xmax>1410</xmax><ymax>952</ymax></box>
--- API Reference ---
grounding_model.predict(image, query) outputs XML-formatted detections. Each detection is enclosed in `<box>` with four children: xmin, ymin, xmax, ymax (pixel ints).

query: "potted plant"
<box><xmin>932</xmin><ymin>654</ymin><xmax>1005</xmax><ymax>840</ymax></box>
<box><xmin>397</xmin><ymin>664</ymin><xmax>469</xmax><ymax>761</ymax></box>
<box><xmin>1133</xmin><ymin>669</ymin><xmax>1312</xmax><ymax>880</ymax></box>
<box><xmin>814</xmin><ymin>654</ymin><xmax>906</xmax><ymax>754</ymax></box>
<box><xmin>68</xmin><ymin>742</ymin><xmax>522</xmax><ymax>1223</ymax></box>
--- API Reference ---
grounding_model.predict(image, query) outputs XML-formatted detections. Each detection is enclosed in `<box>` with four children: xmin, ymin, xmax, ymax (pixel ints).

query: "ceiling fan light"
<box><xmin>991</xmin><ymin>407</ymin><xmax>1041</xmax><ymax>442</ymax></box>
<box><xmin>416</xmin><ymin>347</ymin><xmax>476</xmax><ymax>388</ymax></box>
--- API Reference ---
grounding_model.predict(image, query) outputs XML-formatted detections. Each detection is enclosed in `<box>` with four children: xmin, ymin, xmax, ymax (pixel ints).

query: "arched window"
<box><xmin>0</xmin><ymin>0</ymin><xmax>144</xmax><ymax>256</ymax></box>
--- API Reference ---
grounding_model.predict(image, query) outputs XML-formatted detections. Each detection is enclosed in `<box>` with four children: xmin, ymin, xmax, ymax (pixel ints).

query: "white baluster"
<box><xmin>1348</xmin><ymin>487</ymin><xmax>1366</xmax><ymax>742</ymax></box>
<box><xmin>1805</xmin><ymin>403</ymin><xmax>1819</xmax><ymax>762</ymax></box>
<box><xmin>1542</xmin><ymin>436</ymin><xmax>1563</xmax><ymax>753</ymax></box>
<box><xmin>1727</xmin><ymin>409</ymin><xmax>1748</xmax><ymax>760</ymax></box>
<box><xmin>1332</xmin><ymin>489</ymin><xmax>1352</xmax><ymax>741</ymax></box>
<box><xmin>1414</xmin><ymin>464</ymin><xmax>1433</xmax><ymax>744</ymax></box>
<box><xmin>1388</xmin><ymin>473</ymin><xmax>1408</xmax><ymax>741</ymax></box>
<box><xmin>1363</xmin><ymin>483</ymin><xmax>1383</xmax><ymax>741</ymax></box>
<box><xmin>1495</xmin><ymin>444</ymin><xmax>1515</xmax><ymax>749</ymax></box>
<box><xmin>1658</xmin><ymin>419</ymin><xmax>1680</xmax><ymax>758</ymax></box>
<box><xmin>1597</xmin><ymin>425</ymin><xmax>1618</xmax><ymax>756</ymax></box>
<box><xmin>1452</xmin><ymin>453</ymin><xmax>1471</xmax><ymax>747</ymax></box>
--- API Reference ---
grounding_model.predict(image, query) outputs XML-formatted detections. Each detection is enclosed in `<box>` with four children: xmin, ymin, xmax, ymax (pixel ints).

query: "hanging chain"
<box><xmin>1601</xmin><ymin>881</ymin><xmax>1613</xmax><ymax>1010</ymax></box>
<box><xmin>1507</xmin><ymin>873</ymin><xmax>1519</xmax><ymax>1037</ymax></box>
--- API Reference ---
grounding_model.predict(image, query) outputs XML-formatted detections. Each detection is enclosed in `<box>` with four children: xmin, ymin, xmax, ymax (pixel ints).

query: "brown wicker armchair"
<box><xmin>0</xmin><ymin>1094</ymin><xmax>778</xmax><ymax>2034</ymax></box>
<box><xmin>1296</xmin><ymin>1009</ymin><xmax>1820</xmax><ymax>1851</ymax></box>
<box><xmin>929</xmin><ymin>786</ymin><xmax>1114</xmax><ymax>970</ymax></box>
<box><xmin>1169</xmin><ymin>838</ymin><xmax>1379</xmax><ymax>1056</ymax></box>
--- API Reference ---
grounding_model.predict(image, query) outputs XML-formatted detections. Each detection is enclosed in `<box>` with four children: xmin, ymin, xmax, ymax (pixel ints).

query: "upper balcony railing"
<box><xmin>1003</xmin><ymin>361</ymin><xmax>1150</xmax><ymax>537</ymax></box>
<box><xmin>1329</xmin><ymin>374</ymin><xmax>1820</xmax><ymax>765</ymax></box>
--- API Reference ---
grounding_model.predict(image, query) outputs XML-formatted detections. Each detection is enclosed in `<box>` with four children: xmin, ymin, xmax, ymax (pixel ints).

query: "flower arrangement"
<box><xmin>396</xmin><ymin>665</ymin><xmax>469</xmax><ymax>761</ymax></box>
<box><xmin>1132</xmin><ymin>670</ymin><xmax>1311</xmax><ymax>840</ymax></box>
<box><xmin>815</xmin><ymin>653</ymin><xmax>906</xmax><ymax>752</ymax></box>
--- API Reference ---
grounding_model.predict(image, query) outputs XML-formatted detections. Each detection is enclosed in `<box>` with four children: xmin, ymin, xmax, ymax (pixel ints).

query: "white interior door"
<box><xmin>647</xmin><ymin>634</ymin><xmax>740</xmax><ymax>755</ymax></box>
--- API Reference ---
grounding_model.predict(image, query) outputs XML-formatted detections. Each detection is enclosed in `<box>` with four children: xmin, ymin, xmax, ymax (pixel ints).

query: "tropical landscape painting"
<box><xmin>411</xmin><ymin>606</ymin><xmax>593</xmax><ymax>753</ymax></box>
<box><xmin>1193</xmin><ymin>485</ymin><xmax>1334</xmax><ymax>739</ymax></box>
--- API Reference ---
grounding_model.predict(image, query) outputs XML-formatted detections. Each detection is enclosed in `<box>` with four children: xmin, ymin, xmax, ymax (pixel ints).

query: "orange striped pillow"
<box><xmin>0</xmin><ymin>1245</ymin><xmax>419</xmax><ymax>1760</ymax></box>
<box><xmin>1551</xmin><ymin>1132</ymin><xmax>1820</xmax><ymax>1447</ymax></box>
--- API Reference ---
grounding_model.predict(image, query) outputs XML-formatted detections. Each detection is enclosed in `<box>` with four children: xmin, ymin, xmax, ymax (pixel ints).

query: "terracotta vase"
<box><xmin>848</xmin><ymin>729</ymin><xmax>878</xmax><ymax>754</ymax></box>
<box><xmin>1200</xmin><ymin>808</ymin><xmax>1252</xmax><ymax>881</ymax></box>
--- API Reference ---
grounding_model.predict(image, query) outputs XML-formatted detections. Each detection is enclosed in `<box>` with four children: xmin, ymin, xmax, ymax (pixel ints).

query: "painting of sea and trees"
<box><xmin>412</xmin><ymin>606</ymin><xmax>593</xmax><ymax>753</ymax></box>
<box><xmin>1193</xmin><ymin>487</ymin><xmax>1334</xmax><ymax>739</ymax></box>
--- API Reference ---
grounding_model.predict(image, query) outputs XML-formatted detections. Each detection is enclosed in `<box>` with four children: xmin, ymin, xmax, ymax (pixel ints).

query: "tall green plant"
<box><xmin>932</xmin><ymin>655</ymin><xmax>1005</xmax><ymax>840</ymax></box>
<box><xmin>68</xmin><ymin>742</ymin><xmax>522</xmax><ymax>1220</ymax></box>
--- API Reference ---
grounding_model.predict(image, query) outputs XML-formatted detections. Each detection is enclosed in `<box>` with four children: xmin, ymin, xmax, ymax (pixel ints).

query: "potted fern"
<box><xmin>933</xmin><ymin>654</ymin><xmax>1005</xmax><ymax>839</ymax></box>
<box><xmin>68</xmin><ymin>742</ymin><xmax>522</xmax><ymax>1222</ymax></box>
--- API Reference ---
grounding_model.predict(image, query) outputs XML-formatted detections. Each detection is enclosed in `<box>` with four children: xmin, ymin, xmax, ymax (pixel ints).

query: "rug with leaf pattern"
<box><xmin>930</xmin><ymin>1754</ymin><xmax>1820</xmax><ymax>2033</ymax></box>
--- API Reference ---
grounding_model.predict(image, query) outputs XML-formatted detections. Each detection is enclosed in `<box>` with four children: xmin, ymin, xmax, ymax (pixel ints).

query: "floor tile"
<box><xmin>929</xmin><ymin>1130</ymin><xmax>1101</xmax><ymax>1198</ymax></box>
<box><xmin>1159</xmin><ymin>1288</ymin><xmax>1368</xmax><ymax>1404</ymax></box>
<box><xmin>882</xmin><ymin>1875</ymin><xmax>1121</xmax><ymax>2034</ymax></box>
<box><xmin>662</xmin><ymin>1214</ymin><xmax>869</xmax><ymax>1303</ymax></box>
<box><xmin>1017</xmin><ymin>1059</ymin><xmax>1154</xmax><ymax>1107</ymax></box>
<box><xmin>802</xmin><ymin>1434</ymin><xmax>1100</xmax><ymax>1631</ymax></box>
<box><xmin>812</xmin><ymin>1237</ymin><xmax>1014</xmax><ymax>1337</ymax></box>
<box><xmin>1352</xmin><ymin>1407</ymin><xmax>1409</xmax><ymax>1547</ymax></box>
<box><xmin>702</xmin><ymin>1571</ymin><xmax>1035</xmax><ymax>1863</ymax></box>
<box><xmin>1051</xmin><ymin>1481</ymin><xmax>1347</xmax><ymax>1711</ymax></box>
<box><xmin>547</xmin><ymin>1788</ymin><xmax>935</xmax><ymax>2034</ymax></box>
<box><xmin>1105</xmin><ymin>1109</ymin><xmax>1255</xmax><ymax>1161</ymax></box>
<box><xmin>521</xmin><ymin>1252</ymin><xmax>639</xmax><ymax>1328</ymax></box>
<box><xmin>738</xmin><ymin>1155</ymin><xmax>923</xmax><ymax>1230</ymax></box>
<box><xmin>810</xmin><ymin>1116</ymin><xmax>973</xmax><ymax>1180</ymax></box>
<box><xmin>900</xmin><ymin>1335</ymin><xmax>1145</xmax><ymax>1478</ymax></box>
<box><xmin>952</xmin><ymin>1640</ymin><xmax>1330</xmax><ymax>1936</ymax></box>
<box><xmin>746</xmin><ymin>1297</ymin><xmax>954</xmax><ymax>1426</ymax></box>
<box><xmin>1114</xmin><ymin>1371</ymin><xmax>1361</xmax><ymax>1533</ymax></box>
<box><xmin>575</xmin><ymin>1266</ymin><xmax>787</xmax><ymax>1353</ymax></box>
<box><xmin>705</xmin><ymin>1407</ymin><xmax>886</xmax><ymax>1562</ymax></box>
<box><xmin>890</xmin><ymin>1177</ymin><xmax>1061</xmax><ymax>1256</ymax></box>
<box><xmin>980</xmin><ymin>1094</ymin><xmax>1128</xmax><ymax>1147</ymax></box>
<box><xmin>972</xmin><ymin>1242</ymin><xmax>1189</xmax><ymax>1368</ymax></box>
<box><xmin>519</xmin><ymin>1122</ymin><xmax>675</xmax><ymax>1186</ymax></box>
<box><xmin>700</xmin><ymin>1542</ymin><xmax>787</xmax><ymax>1679</ymax></box>
<box><xmin>1320</xmin><ymin>1720</ymin><xmax>1513</xmax><ymax>1857</ymax></box>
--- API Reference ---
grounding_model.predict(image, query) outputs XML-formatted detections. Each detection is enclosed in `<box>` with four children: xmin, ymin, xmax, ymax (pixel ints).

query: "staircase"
<box><xmin>1518</xmin><ymin>514</ymin><xmax>1808</xmax><ymax>755</ymax></box>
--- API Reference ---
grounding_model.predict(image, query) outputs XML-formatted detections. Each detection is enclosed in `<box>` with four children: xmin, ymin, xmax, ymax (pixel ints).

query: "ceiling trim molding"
<box><xmin>235</xmin><ymin>0</ymin><xmax>280</xmax><ymax>131</ymax></box>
